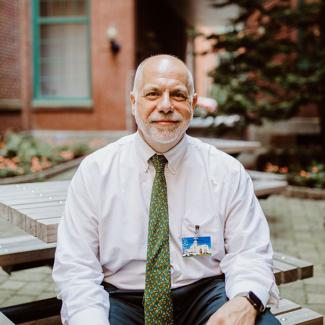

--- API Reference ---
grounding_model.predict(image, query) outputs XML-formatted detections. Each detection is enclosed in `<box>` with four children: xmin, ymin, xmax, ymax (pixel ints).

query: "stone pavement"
<box><xmin>0</xmin><ymin>184</ymin><xmax>324</xmax><ymax>323</ymax></box>
<box><xmin>260</xmin><ymin>196</ymin><xmax>325</xmax><ymax>317</ymax></box>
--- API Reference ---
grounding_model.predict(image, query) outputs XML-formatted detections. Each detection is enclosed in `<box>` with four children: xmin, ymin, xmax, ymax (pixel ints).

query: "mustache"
<box><xmin>149</xmin><ymin>113</ymin><xmax>183</xmax><ymax>123</ymax></box>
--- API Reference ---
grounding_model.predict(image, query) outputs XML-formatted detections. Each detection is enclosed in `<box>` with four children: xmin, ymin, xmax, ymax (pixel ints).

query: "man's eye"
<box><xmin>172</xmin><ymin>92</ymin><xmax>187</xmax><ymax>100</ymax></box>
<box><xmin>145</xmin><ymin>92</ymin><xmax>159</xmax><ymax>98</ymax></box>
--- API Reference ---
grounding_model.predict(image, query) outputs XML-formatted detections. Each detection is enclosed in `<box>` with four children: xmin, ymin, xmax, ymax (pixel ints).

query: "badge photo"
<box><xmin>181</xmin><ymin>236</ymin><xmax>212</xmax><ymax>257</ymax></box>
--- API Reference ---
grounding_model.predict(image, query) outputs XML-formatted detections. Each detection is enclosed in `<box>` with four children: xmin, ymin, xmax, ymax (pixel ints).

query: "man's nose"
<box><xmin>157</xmin><ymin>92</ymin><xmax>174</xmax><ymax>113</ymax></box>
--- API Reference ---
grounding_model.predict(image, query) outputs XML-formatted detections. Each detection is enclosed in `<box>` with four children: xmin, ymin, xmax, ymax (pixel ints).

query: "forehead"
<box><xmin>140</xmin><ymin>59</ymin><xmax>189</xmax><ymax>89</ymax></box>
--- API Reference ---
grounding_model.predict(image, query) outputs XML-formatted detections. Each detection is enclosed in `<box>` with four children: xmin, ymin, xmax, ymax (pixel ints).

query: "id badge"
<box><xmin>182</xmin><ymin>236</ymin><xmax>212</xmax><ymax>257</ymax></box>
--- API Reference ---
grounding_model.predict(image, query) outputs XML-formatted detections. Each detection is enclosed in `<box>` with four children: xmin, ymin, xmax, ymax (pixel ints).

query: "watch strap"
<box><xmin>244</xmin><ymin>291</ymin><xmax>265</xmax><ymax>314</ymax></box>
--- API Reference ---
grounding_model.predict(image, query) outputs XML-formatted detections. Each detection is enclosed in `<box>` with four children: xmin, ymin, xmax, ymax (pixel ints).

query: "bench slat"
<box><xmin>276</xmin><ymin>308</ymin><xmax>323</xmax><ymax>325</ymax></box>
<box><xmin>273</xmin><ymin>260</ymin><xmax>298</xmax><ymax>284</ymax></box>
<box><xmin>0</xmin><ymin>181</ymin><xmax>69</xmax><ymax>194</ymax></box>
<box><xmin>0</xmin><ymin>235</ymin><xmax>56</xmax><ymax>267</ymax></box>
<box><xmin>0</xmin><ymin>235</ymin><xmax>33</xmax><ymax>245</ymax></box>
<box><xmin>2</xmin><ymin>195</ymin><xmax>67</xmax><ymax>206</ymax></box>
<box><xmin>0</xmin><ymin>238</ymin><xmax>55</xmax><ymax>252</ymax></box>
<box><xmin>0</xmin><ymin>187</ymin><xmax>68</xmax><ymax>198</ymax></box>
<box><xmin>11</xmin><ymin>200</ymin><xmax>66</xmax><ymax>210</ymax></box>
<box><xmin>248</xmin><ymin>170</ymin><xmax>287</xmax><ymax>181</ymax></box>
<box><xmin>199</xmin><ymin>137</ymin><xmax>261</xmax><ymax>154</ymax></box>
<box><xmin>270</xmin><ymin>299</ymin><xmax>301</xmax><ymax>316</ymax></box>
<box><xmin>273</xmin><ymin>267</ymin><xmax>282</xmax><ymax>285</ymax></box>
<box><xmin>0</xmin><ymin>247</ymin><xmax>55</xmax><ymax>267</ymax></box>
<box><xmin>253</xmin><ymin>180</ymin><xmax>288</xmax><ymax>197</ymax></box>
<box><xmin>273</xmin><ymin>252</ymin><xmax>313</xmax><ymax>280</ymax></box>
<box><xmin>36</xmin><ymin>218</ymin><xmax>60</xmax><ymax>243</ymax></box>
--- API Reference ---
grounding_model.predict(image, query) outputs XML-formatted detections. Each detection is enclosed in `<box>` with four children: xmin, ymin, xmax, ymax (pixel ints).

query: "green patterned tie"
<box><xmin>144</xmin><ymin>154</ymin><xmax>174</xmax><ymax>325</ymax></box>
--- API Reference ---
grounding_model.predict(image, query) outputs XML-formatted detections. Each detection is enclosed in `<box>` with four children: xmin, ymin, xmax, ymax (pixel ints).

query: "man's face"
<box><xmin>131</xmin><ymin>58</ymin><xmax>197</xmax><ymax>145</ymax></box>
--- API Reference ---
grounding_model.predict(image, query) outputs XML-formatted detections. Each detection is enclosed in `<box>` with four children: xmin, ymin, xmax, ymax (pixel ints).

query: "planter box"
<box><xmin>0</xmin><ymin>156</ymin><xmax>83</xmax><ymax>185</ymax></box>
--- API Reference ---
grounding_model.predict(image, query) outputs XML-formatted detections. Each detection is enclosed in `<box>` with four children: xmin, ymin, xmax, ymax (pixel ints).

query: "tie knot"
<box><xmin>151</xmin><ymin>154</ymin><xmax>167</xmax><ymax>172</ymax></box>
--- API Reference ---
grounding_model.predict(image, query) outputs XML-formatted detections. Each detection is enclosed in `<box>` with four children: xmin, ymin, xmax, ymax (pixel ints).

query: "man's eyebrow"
<box><xmin>142</xmin><ymin>84</ymin><xmax>189</xmax><ymax>94</ymax></box>
<box><xmin>171</xmin><ymin>86</ymin><xmax>189</xmax><ymax>93</ymax></box>
<box><xmin>142</xmin><ymin>85</ymin><xmax>160</xmax><ymax>92</ymax></box>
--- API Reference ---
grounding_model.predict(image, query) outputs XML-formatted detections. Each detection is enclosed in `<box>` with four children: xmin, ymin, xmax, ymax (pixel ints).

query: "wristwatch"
<box><xmin>241</xmin><ymin>291</ymin><xmax>265</xmax><ymax>314</ymax></box>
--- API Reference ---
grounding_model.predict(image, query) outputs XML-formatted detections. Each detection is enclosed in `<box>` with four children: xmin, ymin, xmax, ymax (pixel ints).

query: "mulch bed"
<box><xmin>0</xmin><ymin>156</ymin><xmax>83</xmax><ymax>185</ymax></box>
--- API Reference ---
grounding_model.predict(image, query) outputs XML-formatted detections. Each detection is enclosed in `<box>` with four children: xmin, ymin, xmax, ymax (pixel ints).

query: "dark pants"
<box><xmin>103</xmin><ymin>276</ymin><xmax>280</xmax><ymax>325</ymax></box>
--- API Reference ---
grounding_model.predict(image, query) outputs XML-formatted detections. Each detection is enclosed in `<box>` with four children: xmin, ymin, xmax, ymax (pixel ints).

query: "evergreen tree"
<box><xmin>206</xmin><ymin>0</ymin><xmax>325</xmax><ymax>158</ymax></box>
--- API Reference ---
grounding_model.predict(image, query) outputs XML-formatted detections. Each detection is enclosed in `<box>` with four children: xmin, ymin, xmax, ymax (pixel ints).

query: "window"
<box><xmin>33</xmin><ymin>0</ymin><xmax>91</xmax><ymax>101</ymax></box>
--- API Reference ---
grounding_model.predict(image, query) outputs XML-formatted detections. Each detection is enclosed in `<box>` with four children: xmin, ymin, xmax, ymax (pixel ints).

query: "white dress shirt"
<box><xmin>53</xmin><ymin>132</ymin><xmax>279</xmax><ymax>325</ymax></box>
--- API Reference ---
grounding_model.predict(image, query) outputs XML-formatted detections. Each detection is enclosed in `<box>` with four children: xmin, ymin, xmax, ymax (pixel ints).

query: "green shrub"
<box><xmin>0</xmin><ymin>133</ymin><xmax>92</xmax><ymax>178</ymax></box>
<box><xmin>257</xmin><ymin>147</ymin><xmax>325</xmax><ymax>188</ymax></box>
<box><xmin>287</xmin><ymin>163</ymin><xmax>325</xmax><ymax>189</ymax></box>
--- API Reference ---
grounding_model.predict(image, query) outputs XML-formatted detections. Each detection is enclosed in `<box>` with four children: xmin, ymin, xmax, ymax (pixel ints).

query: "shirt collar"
<box><xmin>134</xmin><ymin>131</ymin><xmax>188</xmax><ymax>174</ymax></box>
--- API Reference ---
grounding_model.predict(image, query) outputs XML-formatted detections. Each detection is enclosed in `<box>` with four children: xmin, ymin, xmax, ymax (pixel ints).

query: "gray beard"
<box><xmin>134</xmin><ymin>111</ymin><xmax>190</xmax><ymax>145</ymax></box>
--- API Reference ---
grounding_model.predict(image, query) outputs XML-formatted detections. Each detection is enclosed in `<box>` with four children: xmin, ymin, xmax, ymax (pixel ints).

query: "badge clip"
<box><xmin>194</xmin><ymin>224</ymin><xmax>200</xmax><ymax>237</ymax></box>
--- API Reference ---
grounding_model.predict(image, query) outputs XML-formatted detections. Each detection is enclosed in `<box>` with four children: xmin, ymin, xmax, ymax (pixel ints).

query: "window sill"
<box><xmin>32</xmin><ymin>99</ymin><xmax>93</xmax><ymax>111</ymax></box>
<box><xmin>0</xmin><ymin>99</ymin><xmax>21</xmax><ymax>111</ymax></box>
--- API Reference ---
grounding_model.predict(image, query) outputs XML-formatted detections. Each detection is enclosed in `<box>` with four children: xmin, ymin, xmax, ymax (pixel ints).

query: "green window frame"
<box><xmin>32</xmin><ymin>0</ymin><xmax>91</xmax><ymax>104</ymax></box>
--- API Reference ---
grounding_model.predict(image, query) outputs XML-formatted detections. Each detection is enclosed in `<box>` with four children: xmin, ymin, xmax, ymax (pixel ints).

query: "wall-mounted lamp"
<box><xmin>106</xmin><ymin>25</ymin><xmax>121</xmax><ymax>55</ymax></box>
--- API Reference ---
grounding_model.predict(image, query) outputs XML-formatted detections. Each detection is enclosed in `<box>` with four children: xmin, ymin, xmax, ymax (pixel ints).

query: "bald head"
<box><xmin>132</xmin><ymin>55</ymin><xmax>195</xmax><ymax>99</ymax></box>
<box><xmin>130</xmin><ymin>54</ymin><xmax>197</xmax><ymax>153</ymax></box>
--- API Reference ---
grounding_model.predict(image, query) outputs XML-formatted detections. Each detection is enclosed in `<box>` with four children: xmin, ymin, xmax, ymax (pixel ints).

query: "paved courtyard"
<box><xmin>261</xmin><ymin>196</ymin><xmax>325</xmax><ymax>317</ymax></box>
<box><xmin>0</xmin><ymin>178</ymin><xmax>324</xmax><ymax>323</ymax></box>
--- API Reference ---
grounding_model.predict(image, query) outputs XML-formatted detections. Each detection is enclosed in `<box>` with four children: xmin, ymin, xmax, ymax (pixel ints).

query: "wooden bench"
<box><xmin>1</xmin><ymin>296</ymin><xmax>323</xmax><ymax>325</ymax></box>
<box><xmin>272</xmin><ymin>299</ymin><xmax>323</xmax><ymax>324</ymax></box>
<box><xmin>0</xmin><ymin>178</ymin><xmax>287</xmax><ymax>244</ymax></box>
<box><xmin>1</xmin><ymin>298</ymin><xmax>323</xmax><ymax>325</ymax></box>
<box><xmin>0</xmin><ymin>298</ymin><xmax>61</xmax><ymax>324</ymax></box>
<box><xmin>248</xmin><ymin>170</ymin><xmax>288</xmax><ymax>198</ymax></box>
<box><xmin>254</xmin><ymin>180</ymin><xmax>288</xmax><ymax>198</ymax></box>
<box><xmin>0</xmin><ymin>234</ymin><xmax>55</xmax><ymax>274</ymax></box>
<box><xmin>0</xmin><ymin>247</ymin><xmax>319</xmax><ymax>324</ymax></box>
<box><xmin>248</xmin><ymin>170</ymin><xmax>287</xmax><ymax>182</ymax></box>
<box><xmin>0</xmin><ymin>241</ymin><xmax>312</xmax><ymax>283</ymax></box>
<box><xmin>273</xmin><ymin>252</ymin><xmax>313</xmax><ymax>285</ymax></box>
<box><xmin>0</xmin><ymin>233</ymin><xmax>311</xmax><ymax>284</ymax></box>
<box><xmin>198</xmin><ymin>137</ymin><xmax>261</xmax><ymax>155</ymax></box>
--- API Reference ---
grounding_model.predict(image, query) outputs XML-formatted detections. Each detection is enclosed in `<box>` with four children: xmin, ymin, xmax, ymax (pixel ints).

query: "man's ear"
<box><xmin>130</xmin><ymin>92</ymin><xmax>136</xmax><ymax>116</ymax></box>
<box><xmin>191</xmin><ymin>93</ymin><xmax>198</xmax><ymax>112</ymax></box>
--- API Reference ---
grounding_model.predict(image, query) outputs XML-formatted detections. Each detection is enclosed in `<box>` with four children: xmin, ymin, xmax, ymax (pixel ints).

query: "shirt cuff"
<box><xmin>68</xmin><ymin>307</ymin><xmax>109</xmax><ymax>325</ymax></box>
<box><xmin>227</xmin><ymin>282</ymin><xmax>270</xmax><ymax>308</ymax></box>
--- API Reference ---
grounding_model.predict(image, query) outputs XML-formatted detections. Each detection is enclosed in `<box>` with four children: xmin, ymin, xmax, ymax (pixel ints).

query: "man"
<box><xmin>53</xmin><ymin>54</ymin><xmax>280</xmax><ymax>325</ymax></box>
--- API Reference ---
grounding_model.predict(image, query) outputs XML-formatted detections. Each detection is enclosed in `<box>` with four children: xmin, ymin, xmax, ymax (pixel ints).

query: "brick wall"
<box><xmin>32</xmin><ymin>0</ymin><xmax>136</xmax><ymax>130</ymax></box>
<box><xmin>0</xmin><ymin>0</ymin><xmax>21</xmax><ymax>100</ymax></box>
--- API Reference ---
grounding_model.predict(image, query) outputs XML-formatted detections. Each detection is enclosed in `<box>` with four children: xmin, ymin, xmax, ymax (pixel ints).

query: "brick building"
<box><xmin>0</xmin><ymin>0</ymin><xmax>189</xmax><ymax>132</ymax></box>
<box><xmin>0</xmin><ymin>0</ymin><xmax>250</xmax><ymax>135</ymax></box>
<box><xmin>0</xmin><ymin>1</ymin><xmax>132</xmax><ymax>131</ymax></box>
<box><xmin>0</xmin><ymin>1</ymin><xmax>22</xmax><ymax>131</ymax></box>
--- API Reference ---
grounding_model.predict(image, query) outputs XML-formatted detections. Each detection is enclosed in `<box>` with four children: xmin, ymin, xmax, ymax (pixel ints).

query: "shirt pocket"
<box><xmin>181</xmin><ymin>213</ymin><xmax>225</xmax><ymax>261</ymax></box>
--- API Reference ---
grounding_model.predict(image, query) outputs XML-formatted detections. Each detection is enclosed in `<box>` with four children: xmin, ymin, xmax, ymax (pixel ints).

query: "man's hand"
<box><xmin>206</xmin><ymin>296</ymin><xmax>258</xmax><ymax>325</ymax></box>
